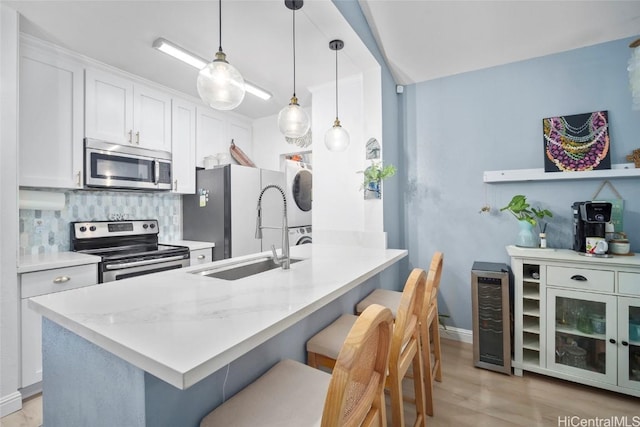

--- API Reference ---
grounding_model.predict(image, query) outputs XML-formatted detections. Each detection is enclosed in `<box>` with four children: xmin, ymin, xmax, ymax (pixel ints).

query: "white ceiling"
<box><xmin>6</xmin><ymin>1</ymin><xmax>640</xmax><ymax>120</ymax></box>
<box><xmin>359</xmin><ymin>0</ymin><xmax>640</xmax><ymax>85</ymax></box>
<box><xmin>7</xmin><ymin>0</ymin><xmax>374</xmax><ymax>120</ymax></box>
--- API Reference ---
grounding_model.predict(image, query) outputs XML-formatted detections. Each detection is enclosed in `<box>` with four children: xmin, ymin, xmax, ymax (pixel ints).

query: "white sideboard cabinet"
<box><xmin>508</xmin><ymin>246</ymin><xmax>640</xmax><ymax>397</ymax></box>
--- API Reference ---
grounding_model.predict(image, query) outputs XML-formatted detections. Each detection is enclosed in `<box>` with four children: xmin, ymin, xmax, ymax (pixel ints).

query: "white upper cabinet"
<box><xmin>196</xmin><ymin>107</ymin><xmax>226</xmax><ymax>168</ymax></box>
<box><xmin>85</xmin><ymin>68</ymin><xmax>171</xmax><ymax>152</ymax></box>
<box><xmin>171</xmin><ymin>99</ymin><xmax>197</xmax><ymax>194</ymax></box>
<box><xmin>134</xmin><ymin>84</ymin><xmax>172</xmax><ymax>152</ymax></box>
<box><xmin>19</xmin><ymin>39</ymin><xmax>84</xmax><ymax>189</ymax></box>
<box><xmin>196</xmin><ymin>108</ymin><xmax>253</xmax><ymax>168</ymax></box>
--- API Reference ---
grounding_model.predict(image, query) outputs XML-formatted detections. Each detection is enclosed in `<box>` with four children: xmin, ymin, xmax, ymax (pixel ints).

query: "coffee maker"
<box><xmin>572</xmin><ymin>201</ymin><xmax>612</xmax><ymax>252</ymax></box>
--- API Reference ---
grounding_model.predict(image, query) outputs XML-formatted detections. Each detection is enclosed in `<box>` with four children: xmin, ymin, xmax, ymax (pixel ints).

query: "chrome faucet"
<box><xmin>255</xmin><ymin>185</ymin><xmax>290</xmax><ymax>269</ymax></box>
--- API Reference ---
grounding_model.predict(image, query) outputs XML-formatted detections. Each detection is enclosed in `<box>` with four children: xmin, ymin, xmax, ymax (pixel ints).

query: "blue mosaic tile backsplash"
<box><xmin>19</xmin><ymin>189</ymin><xmax>182</xmax><ymax>255</ymax></box>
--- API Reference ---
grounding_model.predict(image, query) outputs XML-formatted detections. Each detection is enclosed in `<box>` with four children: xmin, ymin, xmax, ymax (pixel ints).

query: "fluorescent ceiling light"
<box><xmin>153</xmin><ymin>38</ymin><xmax>272</xmax><ymax>101</ymax></box>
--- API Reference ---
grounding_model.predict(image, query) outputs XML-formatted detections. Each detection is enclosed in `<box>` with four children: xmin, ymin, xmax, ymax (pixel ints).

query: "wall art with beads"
<box><xmin>542</xmin><ymin>110</ymin><xmax>610</xmax><ymax>172</ymax></box>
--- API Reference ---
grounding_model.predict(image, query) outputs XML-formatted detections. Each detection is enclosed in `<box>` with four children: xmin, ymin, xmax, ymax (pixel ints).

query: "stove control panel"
<box><xmin>72</xmin><ymin>220</ymin><xmax>159</xmax><ymax>239</ymax></box>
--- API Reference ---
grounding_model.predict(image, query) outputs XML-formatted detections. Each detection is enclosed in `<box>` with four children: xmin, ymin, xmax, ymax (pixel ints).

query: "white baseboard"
<box><xmin>0</xmin><ymin>391</ymin><xmax>22</xmax><ymax>417</ymax></box>
<box><xmin>440</xmin><ymin>325</ymin><xmax>473</xmax><ymax>344</ymax></box>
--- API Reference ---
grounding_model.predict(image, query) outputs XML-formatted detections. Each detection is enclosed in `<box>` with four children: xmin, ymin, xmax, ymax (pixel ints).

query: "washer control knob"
<box><xmin>143</xmin><ymin>224</ymin><xmax>148</xmax><ymax>229</ymax></box>
<box><xmin>79</xmin><ymin>226</ymin><xmax>87</xmax><ymax>233</ymax></box>
<box><xmin>89</xmin><ymin>226</ymin><xmax>96</xmax><ymax>232</ymax></box>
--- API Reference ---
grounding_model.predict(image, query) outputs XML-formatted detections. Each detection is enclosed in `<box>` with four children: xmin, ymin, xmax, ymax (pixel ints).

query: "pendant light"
<box><xmin>324</xmin><ymin>39</ymin><xmax>350</xmax><ymax>152</ymax></box>
<box><xmin>197</xmin><ymin>0</ymin><xmax>245</xmax><ymax>110</ymax></box>
<box><xmin>278</xmin><ymin>0</ymin><xmax>311</xmax><ymax>139</ymax></box>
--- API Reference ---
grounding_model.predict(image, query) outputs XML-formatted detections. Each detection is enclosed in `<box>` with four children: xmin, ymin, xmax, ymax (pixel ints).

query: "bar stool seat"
<box><xmin>200</xmin><ymin>359</ymin><xmax>329</xmax><ymax>427</ymax></box>
<box><xmin>200</xmin><ymin>304</ymin><xmax>394</xmax><ymax>427</ymax></box>
<box><xmin>356</xmin><ymin>289</ymin><xmax>401</xmax><ymax>319</ymax></box>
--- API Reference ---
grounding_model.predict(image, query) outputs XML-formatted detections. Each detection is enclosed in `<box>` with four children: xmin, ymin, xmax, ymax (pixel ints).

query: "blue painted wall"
<box><xmin>403</xmin><ymin>37</ymin><xmax>640</xmax><ymax>330</ymax></box>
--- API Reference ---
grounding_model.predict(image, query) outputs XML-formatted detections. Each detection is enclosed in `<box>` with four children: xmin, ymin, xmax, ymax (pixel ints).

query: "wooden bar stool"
<box><xmin>356</xmin><ymin>252</ymin><xmax>444</xmax><ymax>416</ymax></box>
<box><xmin>199</xmin><ymin>304</ymin><xmax>393</xmax><ymax>427</ymax></box>
<box><xmin>307</xmin><ymin>268</ymin><xmax>428</xmax><ymax>427</ymax></box>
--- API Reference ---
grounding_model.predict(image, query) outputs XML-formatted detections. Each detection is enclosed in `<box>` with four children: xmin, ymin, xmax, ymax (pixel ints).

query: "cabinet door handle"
<box><xmin>53</xmin><ymin>276</ymin><xmax>71</xmax><ymax>284</ymax></box>
<box><xmin>609</xmin><ymin>338</ymin><xmax>616</xmax><ymax>344</ymax></box>
<box><xmin>197</xmin><ymin>255</ymin><xmax>206</xmax><ymax>260</ymax></box>
<box><xmin>621</xmin><ymin>341</ymin><xmax>629</xmax><ymax>347</ymax></box>
<box><xmin>570</xmin><ymin>274</ymin><xmax>587</xmax><ymax>281</ymax></box>
<box><xmin>135</xmin><ymin>131</ymin><xmax>140</xmax><ymax>144</ymax></box>
<box><xmin>128</xmin><ymin>130</ymin><xmax>133</xmax><ymax>143</ymax></box>
<box><xmin>76</xmin><ymin>171</ymin><xmax>82</xmax><ymax>187</ymax></box>
<box><xmin>174</xmin><ymin>179</ymin><xmax>178</xmax><ymax>191</ymax></box>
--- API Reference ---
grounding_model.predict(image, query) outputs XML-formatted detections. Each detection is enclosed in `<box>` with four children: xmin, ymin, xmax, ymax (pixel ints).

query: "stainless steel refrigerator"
<box><xmin>183</xmin><ymin>164</ymin><xmax>285</xmax><ymax>261</ymax></box>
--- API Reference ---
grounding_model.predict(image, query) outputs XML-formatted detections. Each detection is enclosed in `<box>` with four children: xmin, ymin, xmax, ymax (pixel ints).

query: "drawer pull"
<box><xmin>53</xmin><ymin>276</ymin><xmax>71</xmax><ymax>284</ymax></box>
<box><xmin>570</xmin><ymin>274</ymin><xmax>587</xmax><ymax>281</ymax></box>
<box><xmin>197</xmin><ymin>255</ymin><xmax>206</xmax><ymax>260</ymax></box>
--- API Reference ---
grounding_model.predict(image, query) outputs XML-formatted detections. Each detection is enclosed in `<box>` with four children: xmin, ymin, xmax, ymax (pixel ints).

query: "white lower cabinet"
<box><xmin>190</xmin><ymin>248</ymin><xmax>212</xmax><ymax>266</ymax></box>
<box><xmin>509</xmin><ymin>246</ymin><xmax>640</xmax><ymax>397</ymax></box>
<box><xmin>20</xmin><ymin>264</ymin><xmax>98</xmax><ymax>389</ymax></box>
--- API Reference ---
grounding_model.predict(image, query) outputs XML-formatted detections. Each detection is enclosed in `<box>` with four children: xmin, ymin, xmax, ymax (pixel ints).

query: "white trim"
<box><xmin>0</xmin><ymin>392</ymin><xmax>23</xmax><ymax>417</ymax></box>
<box><xmin>440</xmin><ymin>325</ymin><xmax>473</xmax><ymax>344</ymax></box>
<box><xmin>484</xmin><ymin>163</ymin><xmax>639</xmax><ymax>183</ymax></box>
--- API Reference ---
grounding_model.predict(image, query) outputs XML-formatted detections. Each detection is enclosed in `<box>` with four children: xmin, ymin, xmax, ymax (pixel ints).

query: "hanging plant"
<box><xmin>358</xmin><ymin>161</ymin><xmax>396</xmax><ymax>199</ymax></box>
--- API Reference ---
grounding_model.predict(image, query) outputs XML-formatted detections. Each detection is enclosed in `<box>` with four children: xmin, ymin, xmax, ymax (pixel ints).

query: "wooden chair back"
<box><xmin>388</xmin><ymin>268</ymin><xmax>427</xmax><ymax>427</ymax></box>
<box><xmin>427</xmin><ymin>251</ymin><xmax>444</xmax><ymax>308</ymax></box>
<box><xmin>321</xmin><ymin>304</ymin><xmax>393</xmax><ymax>427</ymax></box>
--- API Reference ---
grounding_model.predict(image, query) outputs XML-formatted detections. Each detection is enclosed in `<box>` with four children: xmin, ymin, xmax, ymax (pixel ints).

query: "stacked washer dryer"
<box><xmin>284</xmin><ymin>159</ymin><xmax>312</xmax><ymax>245</ymax></box>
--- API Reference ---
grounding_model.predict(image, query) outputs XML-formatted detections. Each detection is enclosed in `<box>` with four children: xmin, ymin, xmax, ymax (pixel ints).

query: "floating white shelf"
<box><xmin>484</xmin><ymin>163</ymin><xmax>639</xmax><ymax>183</ymax></box>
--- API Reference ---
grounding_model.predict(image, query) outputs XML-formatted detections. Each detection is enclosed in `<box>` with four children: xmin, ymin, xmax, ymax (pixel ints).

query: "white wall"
<box><xmin>1</xmin><ymin>4</ymin><xmax>22</xmax><ymax>416</ymax></box>
<box><xmin>311</xmin><ymin>68</ymin><xmax>384</xmax><ymax>235</ymax></box>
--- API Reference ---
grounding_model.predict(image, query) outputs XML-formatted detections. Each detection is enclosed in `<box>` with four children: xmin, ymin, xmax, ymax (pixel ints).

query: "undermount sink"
<box><xmin>192</xmin><ymin>257</ymin><xmax>303</xmax><ymax>281</ymax></box>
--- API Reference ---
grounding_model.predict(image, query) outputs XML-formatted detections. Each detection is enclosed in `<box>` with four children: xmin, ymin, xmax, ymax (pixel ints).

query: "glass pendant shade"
<box><xmin>278</xmin><ymin>96</ymin><xmax>310</xmax><ymax>138</ymax></box>
<box><xmin>197</xmin><ymin>51</ymin><xmax>246</xmax><ymax>111</ymax></box>
<box><xmin>324</xmin><ymin>120</ymin><xmax>350</xmax><ymax>152</ymax></box>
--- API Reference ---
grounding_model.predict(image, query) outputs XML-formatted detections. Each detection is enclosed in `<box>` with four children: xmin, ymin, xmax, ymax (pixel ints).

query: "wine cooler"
<box><xmin>471</xmin><ymin>262</ymin><xmax>513</xmax><ymax>374</ymax></box>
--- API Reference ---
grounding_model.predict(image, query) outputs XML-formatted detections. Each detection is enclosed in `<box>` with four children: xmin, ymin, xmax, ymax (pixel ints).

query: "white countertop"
<box><xmin>29</xmin><ymin>244</ymin><xmax>407</xmax><ymax>390</ymax></box>
<box><xmin>506</xmin><ymin>245</ymin><xmax>640</xmax><ymax>267</ymax></box>
<box><xmin>18</xmin><ymin>252</ymin><xmax>101</xmax><ymax>273</ymax></box>
<box><xmin>162</xmin><ymin>240</ymin><xmax>215</xmax><ymax>251</ymax></box>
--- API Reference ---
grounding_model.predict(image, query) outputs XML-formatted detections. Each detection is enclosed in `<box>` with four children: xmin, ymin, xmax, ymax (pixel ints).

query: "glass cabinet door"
<box><xmin>618</xmin><ymin>297</ymin><xmax>640</xmax><ymax>391</ymax></box>
<box><xmin>547</xmin><ymin>288</ymin><xmax>617</xmax><ymax>384</ymax></box>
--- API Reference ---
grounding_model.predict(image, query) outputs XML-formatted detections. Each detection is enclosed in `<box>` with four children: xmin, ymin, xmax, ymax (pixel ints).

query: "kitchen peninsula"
<box><xmin>29</xmin><ymin>244</ymin><xmax>406</xmax><ymax>427</ymax></box>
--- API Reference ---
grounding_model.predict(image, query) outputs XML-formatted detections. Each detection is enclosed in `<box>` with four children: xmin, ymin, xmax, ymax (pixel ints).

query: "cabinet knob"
<box><xmin>570</xmin><ymin>275</ymin><xmax>587</xmax><ymax>281</ymax></box>
<box><xmin>621</xmin><ymin>341</ymin><xmax>629</xmax><ymax>347</ymax></box>
<box><xmin>53</xmin><ymin>276</ymin><xmax>71</xmax><ymax>284</ymax></box>
<box><xmin>609</xmin><ymin>338</ymin><xmax>616</xmax><ymax>344</ymax></box>
<box><xmin>197</xmin><ymin>255</ymin><xmax>205</xmax><ymax>260</ymax></box>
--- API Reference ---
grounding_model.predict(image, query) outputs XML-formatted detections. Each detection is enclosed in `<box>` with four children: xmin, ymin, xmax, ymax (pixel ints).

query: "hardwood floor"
<box><xmin>2</xmin><ymin>338</ymin><xmax>638</xmax><ymax>427</ymax></box>
<box><xmin>393</xmin><ymin>338</ymin><xmax>639</xmax><ymax>426</ymax></box>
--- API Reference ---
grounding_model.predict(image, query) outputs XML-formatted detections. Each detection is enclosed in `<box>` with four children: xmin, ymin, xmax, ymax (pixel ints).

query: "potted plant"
<box><xmin>359</xmin><ymin>161</ymin><xmax>396</xmax><ymax>199</ymax></box>
<box><xmin>500</xmin><ymin>195</ymin><xmax>553</xmax><ymax>247</ymax></box>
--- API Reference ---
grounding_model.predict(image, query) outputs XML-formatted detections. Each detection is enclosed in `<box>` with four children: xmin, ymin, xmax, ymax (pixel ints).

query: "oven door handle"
<box><xmin>104</xmin><ymin>255</ymin><xmax>187</xmax><ymax>270</ymax></box>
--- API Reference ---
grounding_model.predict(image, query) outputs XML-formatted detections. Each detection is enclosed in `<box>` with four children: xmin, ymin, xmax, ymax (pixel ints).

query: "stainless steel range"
<box><xmin>71</xmin><ymin>220</ymin><xmax>189</xmax><ymax>283</ymax></box>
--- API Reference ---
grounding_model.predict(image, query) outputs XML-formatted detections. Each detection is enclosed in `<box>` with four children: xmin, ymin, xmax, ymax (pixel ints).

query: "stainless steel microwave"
<box><xmin>84</xmin><ymin>138</ymin><xmax>172</xmax><ymax>191</ymax></box>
